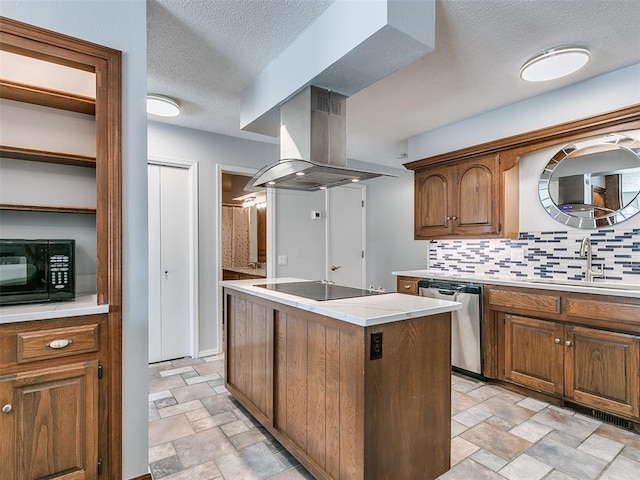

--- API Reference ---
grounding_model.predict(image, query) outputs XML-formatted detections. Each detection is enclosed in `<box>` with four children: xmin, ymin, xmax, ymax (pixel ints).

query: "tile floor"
<box><xmin>148</xmin><ymin>355</ymin><xmax>640</xmax><ymax>480</ymax></box>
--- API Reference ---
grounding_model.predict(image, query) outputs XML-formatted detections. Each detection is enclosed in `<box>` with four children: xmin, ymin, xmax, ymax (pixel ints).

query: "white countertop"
<box><xmin>0</xmin><ymin>294</ymin><xmax>109</xmax><ymax>324</ymax></box>
<box><xmin>220</xmin><ymin>277</ymin><xmax>461</xmax><ymax>327</ymax></box>
<box><xmin>393</xmin><ymin>270</ymin><xmax>640</xmax><ymax>299</ymax></box>
<box><xmin>224</xmin><ymin>266</ymin><xmax>267</xmax><ymax>277</ymax></box>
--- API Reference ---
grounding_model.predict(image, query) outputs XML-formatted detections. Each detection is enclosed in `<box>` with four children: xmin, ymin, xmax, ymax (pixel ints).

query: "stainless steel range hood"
<box><xmin>249</xmin><ymin>86</ymin><xmax>394</xmax><ymax>191</ymax></box>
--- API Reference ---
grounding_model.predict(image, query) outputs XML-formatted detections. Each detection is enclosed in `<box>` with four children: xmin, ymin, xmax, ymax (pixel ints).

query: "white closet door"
<box><xmin>327</xmin><ymin>185</ymin><xmax>365</xmax><ymax>288</ymax></box>
<box><xmin>148</xmin><ymin>164</ymin><xmax>162</xmax><ymax>363</ymax></box>
<box><xmin>148</xmin><ymin>163</ymin><xmax>191</xmax><ymax>362</ymax></box>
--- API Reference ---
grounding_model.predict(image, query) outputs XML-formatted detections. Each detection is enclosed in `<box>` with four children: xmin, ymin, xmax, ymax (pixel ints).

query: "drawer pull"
<box><xmin>2</xmin><ymin>404</ymin><xmax>12</xmax><ymax>413</ymax></box>
<box><xmin>46</xmin><ymin>339</ymin><xmax>73</xmax><ymax>349</ymax></box>
<box><xmin>404</xmin><ymin>284</ymin><xmax>412</xmax><ymax>289</ymax></box>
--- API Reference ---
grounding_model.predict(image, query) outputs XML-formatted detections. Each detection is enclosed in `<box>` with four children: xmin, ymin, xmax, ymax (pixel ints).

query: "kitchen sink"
<box><xmin>521</xmin><ymin>278</ymin><xmax>639</xmax><ymax>291</ymax></box>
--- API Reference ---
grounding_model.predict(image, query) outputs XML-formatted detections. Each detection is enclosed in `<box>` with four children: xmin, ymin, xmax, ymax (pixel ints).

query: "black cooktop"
<box><xmin>256</xmin><ymin>281</ymin><xmax>385</xmax><ymax>301</ymax></box>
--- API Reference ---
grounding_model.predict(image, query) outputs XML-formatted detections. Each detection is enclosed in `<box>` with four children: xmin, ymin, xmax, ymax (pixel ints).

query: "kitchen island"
<box><xmin>221</xmin><ymin>278</ymin><xmax>461</xmax><ymax>480</ymax></box>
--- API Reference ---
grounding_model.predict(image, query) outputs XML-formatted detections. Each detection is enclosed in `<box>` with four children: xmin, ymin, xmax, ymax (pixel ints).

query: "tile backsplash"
<box><xmin>428</xmin><ymin>229</ymin><xmax>640</xmax><ymax>282</ymax></box>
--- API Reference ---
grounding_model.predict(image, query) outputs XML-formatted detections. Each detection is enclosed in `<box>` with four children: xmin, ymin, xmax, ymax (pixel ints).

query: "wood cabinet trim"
<box><xmin>0</xmin><ymin>17</ymin><xmax>123</xmax><ymax>477</ymax></box>
<box><xmin>488</xmin><ymin>289</ymin><xmax>561</xmax><ymax>314</ymax></box>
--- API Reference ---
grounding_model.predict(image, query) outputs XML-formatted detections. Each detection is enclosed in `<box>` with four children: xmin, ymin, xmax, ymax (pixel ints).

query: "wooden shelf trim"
<box><xmin>0</xmin><ymin>145</ymin><xmax>96</xmax><ymax>167</ymax></box>
<box><xmin>0</xmin><ymin>79</ymin><xmax>95</xmax><ymax>115</ymax></box>
<box><xmin>0</xmin><ymin>203</ymin><xmax>96</xmax><ymax>214</ymax></box>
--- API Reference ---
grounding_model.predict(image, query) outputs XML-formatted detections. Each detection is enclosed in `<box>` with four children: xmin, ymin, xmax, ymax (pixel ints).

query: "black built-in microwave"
<box><xmin>0</xmin><ymin>239</ymin><xmax>75</xmax><ymax>306</ymax></box>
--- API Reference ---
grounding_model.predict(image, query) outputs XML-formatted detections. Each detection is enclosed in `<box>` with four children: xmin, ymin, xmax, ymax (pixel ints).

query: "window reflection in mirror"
<box><xmin>538</xmin><ymin>132</ymin><xmax>640</xmax><ymax>229</ymax></box>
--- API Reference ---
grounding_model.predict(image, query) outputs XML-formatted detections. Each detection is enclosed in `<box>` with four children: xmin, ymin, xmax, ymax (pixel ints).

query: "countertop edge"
<box><xmin>221</xmin><ymin>278</ymin><xmax>461</xmax><ymax>327</ymax></box>
<box><xmin>392</xmin><ymin>270</ymin><xmax>640</xmax><ymax>298</ymax></box>
<box><xmin>0</xmin><ymin>295</ymin><xmax>109</xmax><ymax>324</ymax></box>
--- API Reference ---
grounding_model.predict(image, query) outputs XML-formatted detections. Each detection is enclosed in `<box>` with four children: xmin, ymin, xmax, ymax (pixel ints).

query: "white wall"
<box><xmin>1</xmin><ymin>1</ymin><xmax>149</xmax><ymax>477</ymax></box>
<box><xmin>147</xmin><ymin>121</ymin><xmax>279</xmax><ymax>355</ymax></box>
<box><xmin>408</xmin><ymin>63</ymin><xmax>640</xmax><ymax>160</ymax></box>
<box><xmin>408</xmin><ymin>62</ymin><xmax>640</xmax><ymax>234</ymax></box>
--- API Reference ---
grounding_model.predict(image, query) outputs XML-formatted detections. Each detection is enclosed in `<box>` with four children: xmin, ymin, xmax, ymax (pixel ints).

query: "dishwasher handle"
<box><xmin>436</xmin><ymin>289</ymin><xmax>456</xmax><ymax>296</ymax></box>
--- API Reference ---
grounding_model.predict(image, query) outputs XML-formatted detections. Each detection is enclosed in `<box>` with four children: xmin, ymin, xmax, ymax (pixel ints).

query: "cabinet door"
<box><xmin>414</xmin><ymin>166</ymin><xmax>453</xmax><ymax>238</ymax></box>
<box><xmin>0</xmin><ymin>362</ymin><xmax>99</xmax><ymax>480</ymax></box>
<box><xmin>225</xmin><ymin>295</ymin><xmax>273</xmax><ymax>422</ymax></box>
<box><xmin>504</xmin><ymin>315</ymin><xmax>564</xmax><ymax>396</ymax></box>
<box><xmin>454</xmin><ymin>154</ymin><xmax>500</xmax><ymax>236</ymax></box>
<box><xmin>565</xmin><ymin>326</ymin><xmax>640</xmax><ymax>418</ymax></box>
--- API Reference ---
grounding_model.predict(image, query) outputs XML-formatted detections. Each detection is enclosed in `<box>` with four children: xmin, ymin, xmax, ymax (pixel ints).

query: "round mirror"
<box><xmin>538</xmin><ymin>133</ymin><xmax>640</xmax><ymax>229</ymax></box>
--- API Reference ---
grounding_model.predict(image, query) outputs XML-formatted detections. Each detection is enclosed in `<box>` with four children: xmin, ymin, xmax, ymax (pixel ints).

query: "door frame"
<box><xmin>215</xmin><ymin>164</ymin><xmax>275</xmax><ymax>354</ymax></box>
<box><xmin>325</xmin><ymin>184</ymin><xmax>366</xmax><ymax>287</ymax></box>
<box><xmin>148</xmin><ymin>155</ymin><xmax>199</xmax><ymax>360</ymax></box>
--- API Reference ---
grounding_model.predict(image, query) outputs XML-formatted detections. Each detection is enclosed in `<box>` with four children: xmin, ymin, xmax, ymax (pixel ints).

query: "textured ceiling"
<box><xmin>147</xmin><ymin>0</ymin><xmax>640</xmax><ymax>167</ymax></box>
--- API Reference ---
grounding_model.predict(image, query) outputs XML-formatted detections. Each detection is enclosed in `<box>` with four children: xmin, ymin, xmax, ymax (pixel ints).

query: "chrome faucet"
<box><xmin>579</xmin><ymin>236</ymin><xmax>604</xmax><ymax>282</ymax></box>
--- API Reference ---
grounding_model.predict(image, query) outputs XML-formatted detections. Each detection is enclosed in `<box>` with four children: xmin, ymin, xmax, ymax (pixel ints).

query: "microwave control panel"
<box><xmin>49</xmin><ymin>254</ymin><xmax>71</xmax><ymax>287</ymax></box>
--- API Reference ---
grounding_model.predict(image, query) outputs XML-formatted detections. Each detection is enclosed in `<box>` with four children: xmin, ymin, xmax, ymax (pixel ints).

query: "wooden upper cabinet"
<box><xmin>413</xmin><ymin>153</ymin><xmax>511</xmax><ymax>239</ymax></box>
<box><xmin>414</xmin><ymin>165</ymin><xmax>452</xmax><ymax>237</ymax></box>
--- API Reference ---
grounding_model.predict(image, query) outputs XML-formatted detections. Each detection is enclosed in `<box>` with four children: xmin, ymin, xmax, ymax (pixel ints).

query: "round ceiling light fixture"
<box><xmin>147</xmin><ymin>94</ymin><xmax>181</xmax><ymax>117</ymax></box>
<box><xmin>520</xmin><ymin>46</ymin><xmax>590</xmax><ymax>82</ymax></box>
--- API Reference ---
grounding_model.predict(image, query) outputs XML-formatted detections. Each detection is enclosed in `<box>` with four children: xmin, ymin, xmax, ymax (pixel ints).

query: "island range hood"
<box><xmin>248</xmin><ymin>86</ymin><xmax>394</xmax><ymax>191</ymax></box>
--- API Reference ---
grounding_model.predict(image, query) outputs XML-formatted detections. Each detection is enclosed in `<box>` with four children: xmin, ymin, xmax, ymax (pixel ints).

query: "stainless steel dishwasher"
<box><xmin>418</xmin><ymin>279</ymin><xmax>483</xmax><ymax>377</ymax></box>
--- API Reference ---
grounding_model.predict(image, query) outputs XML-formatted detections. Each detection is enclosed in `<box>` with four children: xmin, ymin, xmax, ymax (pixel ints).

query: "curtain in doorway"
<box><xmin>222</xmin><ymin>205</ymin><xmax>249</xmax><ymax>268</ymax></box>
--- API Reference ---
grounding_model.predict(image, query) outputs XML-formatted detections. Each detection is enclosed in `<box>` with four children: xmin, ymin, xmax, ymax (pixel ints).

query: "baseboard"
<box><xmin>129</xmin><ymin>474</ymin><xmax>152</xmax><ymax>480</ymax></box>
<box><xmin>198</xmin><ymin>348</ymin><xmax>220</xmax><ymax>358</ymax></box>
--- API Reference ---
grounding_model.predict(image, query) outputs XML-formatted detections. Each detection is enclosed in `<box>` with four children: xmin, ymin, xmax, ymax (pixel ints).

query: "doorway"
<box><xmin>326</xmin><ymin>184</ymin><xmax>366</xmax><ymax>287</ymax></box>
<box><xmin>148</xmin><ymin>158</ymin><xmax>199</xmax><ymax>363</ymax></box>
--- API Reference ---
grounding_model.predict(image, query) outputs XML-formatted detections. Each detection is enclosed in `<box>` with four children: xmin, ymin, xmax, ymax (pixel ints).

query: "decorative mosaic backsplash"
<box><xmin>428</xmin><ymin>229</ymin><xmax>640</xmax><ymax>282</ymax></box>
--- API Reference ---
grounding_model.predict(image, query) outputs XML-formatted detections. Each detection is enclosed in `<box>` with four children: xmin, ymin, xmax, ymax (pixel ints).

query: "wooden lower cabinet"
<box><xmin>0</xmin><ymin>362</ymin><xmax>99</xmax><ymax>480</ymax></box>
<box><xmin>224</xmin><ymin>289</ymin><xmax>452</xmax><ymax>480</ymax></box>
<box><xmin>504</xmin><ymin>314</ymin><xmax>640</xmax><ymax>419</ymax></box>
<box><xmin>0</xmin><ymin>315</ymin><xmax>106</xmax><ymax>480</ymax></box>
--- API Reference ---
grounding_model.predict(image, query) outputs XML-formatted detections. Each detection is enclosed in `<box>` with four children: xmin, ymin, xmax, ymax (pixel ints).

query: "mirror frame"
<box><xmin>538</xmin><ymin>133</ymin><xmax>640</xmax><ymax>229</ymax></box>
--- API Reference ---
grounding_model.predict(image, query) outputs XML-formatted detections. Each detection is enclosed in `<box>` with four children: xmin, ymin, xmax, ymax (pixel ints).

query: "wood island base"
<box><xmin>224</xmin><ymin>288</ymin><xmax>452</xmax><ymax>480</ymax></box>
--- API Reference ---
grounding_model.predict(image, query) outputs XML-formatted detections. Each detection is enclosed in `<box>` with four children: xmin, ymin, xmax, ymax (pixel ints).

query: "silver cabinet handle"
<box><xmin>404</xmin><ymin>284</ymin><xmax>412</xmax><ymax>289</ymax></box>
<box><xmin>46</xmin><ymin>339</ymin><xmax>73</xmax><ymax>349</ymax></box>
<box><xmin>452</xmin><ymin>216</ymin><xmax>458</xmax><ymax>220</ymax></box>
<box><xmin>554</xmin><ymin>338</ymin><xmax>561</xmax><ymax>344</ymax></box>
<box><xmin>565</xmin><ymin>340</ymin><xmax>572</xmax><ymax>347</ymax></box>
<box><xmin>446</xmin><ymin>216</ymin><xmax>452</xmax><ymax>221</ymax></box>
<box><xmin>2</xmin><ymin>404</ymin><xmax>12</xmax><ymax>413</ymax></box>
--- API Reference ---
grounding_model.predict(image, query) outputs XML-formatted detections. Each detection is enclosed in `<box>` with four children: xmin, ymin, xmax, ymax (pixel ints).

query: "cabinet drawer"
<box><xmin>16</xmin><ymin>323</ymin><xmax>100</xmax><ymax>364</ymax></box>
<box><xmin>397</xmin><ymin>277</ymin><xmax>419</xmax><ymax>295</ymax></box>
<box><xmin>567</xmin><ymin>298</ymin><xmax>640</xmax><ymax>326</ymax></box>
<box><xmin>489</xmin><ymin>289</ymin><xmax>561</xmax><ymax>314</ymax></box>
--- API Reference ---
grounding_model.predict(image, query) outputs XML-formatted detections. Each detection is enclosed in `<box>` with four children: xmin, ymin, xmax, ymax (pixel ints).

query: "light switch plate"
<box><xmin>278</xmin><ymin>255</ymin><xmax>288</xmax><ymax>266</ymax></box>
<box><xmin>510</xmin><ymin>248</ymin><xmax>525</xmax><ymax>261</ymax></box>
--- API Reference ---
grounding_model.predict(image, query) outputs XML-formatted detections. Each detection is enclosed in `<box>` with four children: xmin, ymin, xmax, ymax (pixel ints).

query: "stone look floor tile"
<box><xmin>451</xmin><ymin>436</ymin><xmax>480</xmax><ymax>466</ymax></box>
<box><xmin>470</xmin><ymin>449</ymin><xmax>509</xmax><ymax>472</ymax></box>
<box><xmin>516</xmin><ymin>397</ymin><xmax>550</xmax><ymax>412</ymax></box>
<box><xmin>162</xmin><ymin>461</ymin><xmax>221</xmax><ymax>480</ymax></box>
<box><xmin>172</xmin><ymin>383</ymin><xmax>216</xmax><ymax>403</ymax></box>
<box><xmin>600</xmin><ymin>455</ymin><xmax>640</xmax><ymax>480</ymax></box>
<box><xmin>526</xmin><ymin>436</ymin><xmax>608</xmax><ymax>479</ymax></box>
<box><xmin>437</xmin><ymin>458</ymin><xmax>506</xmax><ymax>479</ymax></box>
<box><xmin>460</xmin><ymin>422</ymin><xmax>532</xmax><ymax>460</ymax></box>
<box><xmin>149</xmin><ymin>414</ymin><xmax>195</xmax><ymax>447</ymax></box>
<box><xmin>173</xmin><ymin>426</ymin><xmax>236</xmax><ymax>468</ymax></box>
<box><xmin>148</xmin><ymin>355</ymin><xmax>640</xmax><ymax>480</ymax></box>
<box><xmin>577</xmin><ymin>433</ymin><xmax>625</xmax><ymax>462</ymax></box>
<box><xmin>215</xmin><ymin>442</ymin><xmax>287</xmax><ymax>480</ymax></box>
<box><xmin>498</xmin><ymin>453</ymin><xmax>552</xmax><ymax>480</ymax></box>
<box><xmin>158</xmin><ymin>399</ymin><xmax>204</xmax><ymax>418</ymax></box>
<box><xmin>149</xmin><ymin>442</ymin><xmax>177</xmax><ymax>464</ymax></box>
<box><xmin>160</xmin><ymin>366</ymin><xmax>196</xmax><ymax>377</ymax></box>
<box><xmin>530</xmin><ymin>408</ymin><xmax>599</xmax><ymax>440</ymax></box>
<box><xmin>509</xmin><ymin>419</ymin><xmax>554</xmax><ymax>443</ymax></box>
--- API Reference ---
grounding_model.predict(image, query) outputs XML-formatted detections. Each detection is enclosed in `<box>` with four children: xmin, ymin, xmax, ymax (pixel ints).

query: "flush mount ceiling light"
<box><xmin>146</xmin><ymin>94</ymin><xmax>181</xmax><ymax>117</ymax></box>
<box><xmin>520</xmin><ymin>46</ymin><xmax>590</xmax><ymax>82</ymax></box>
